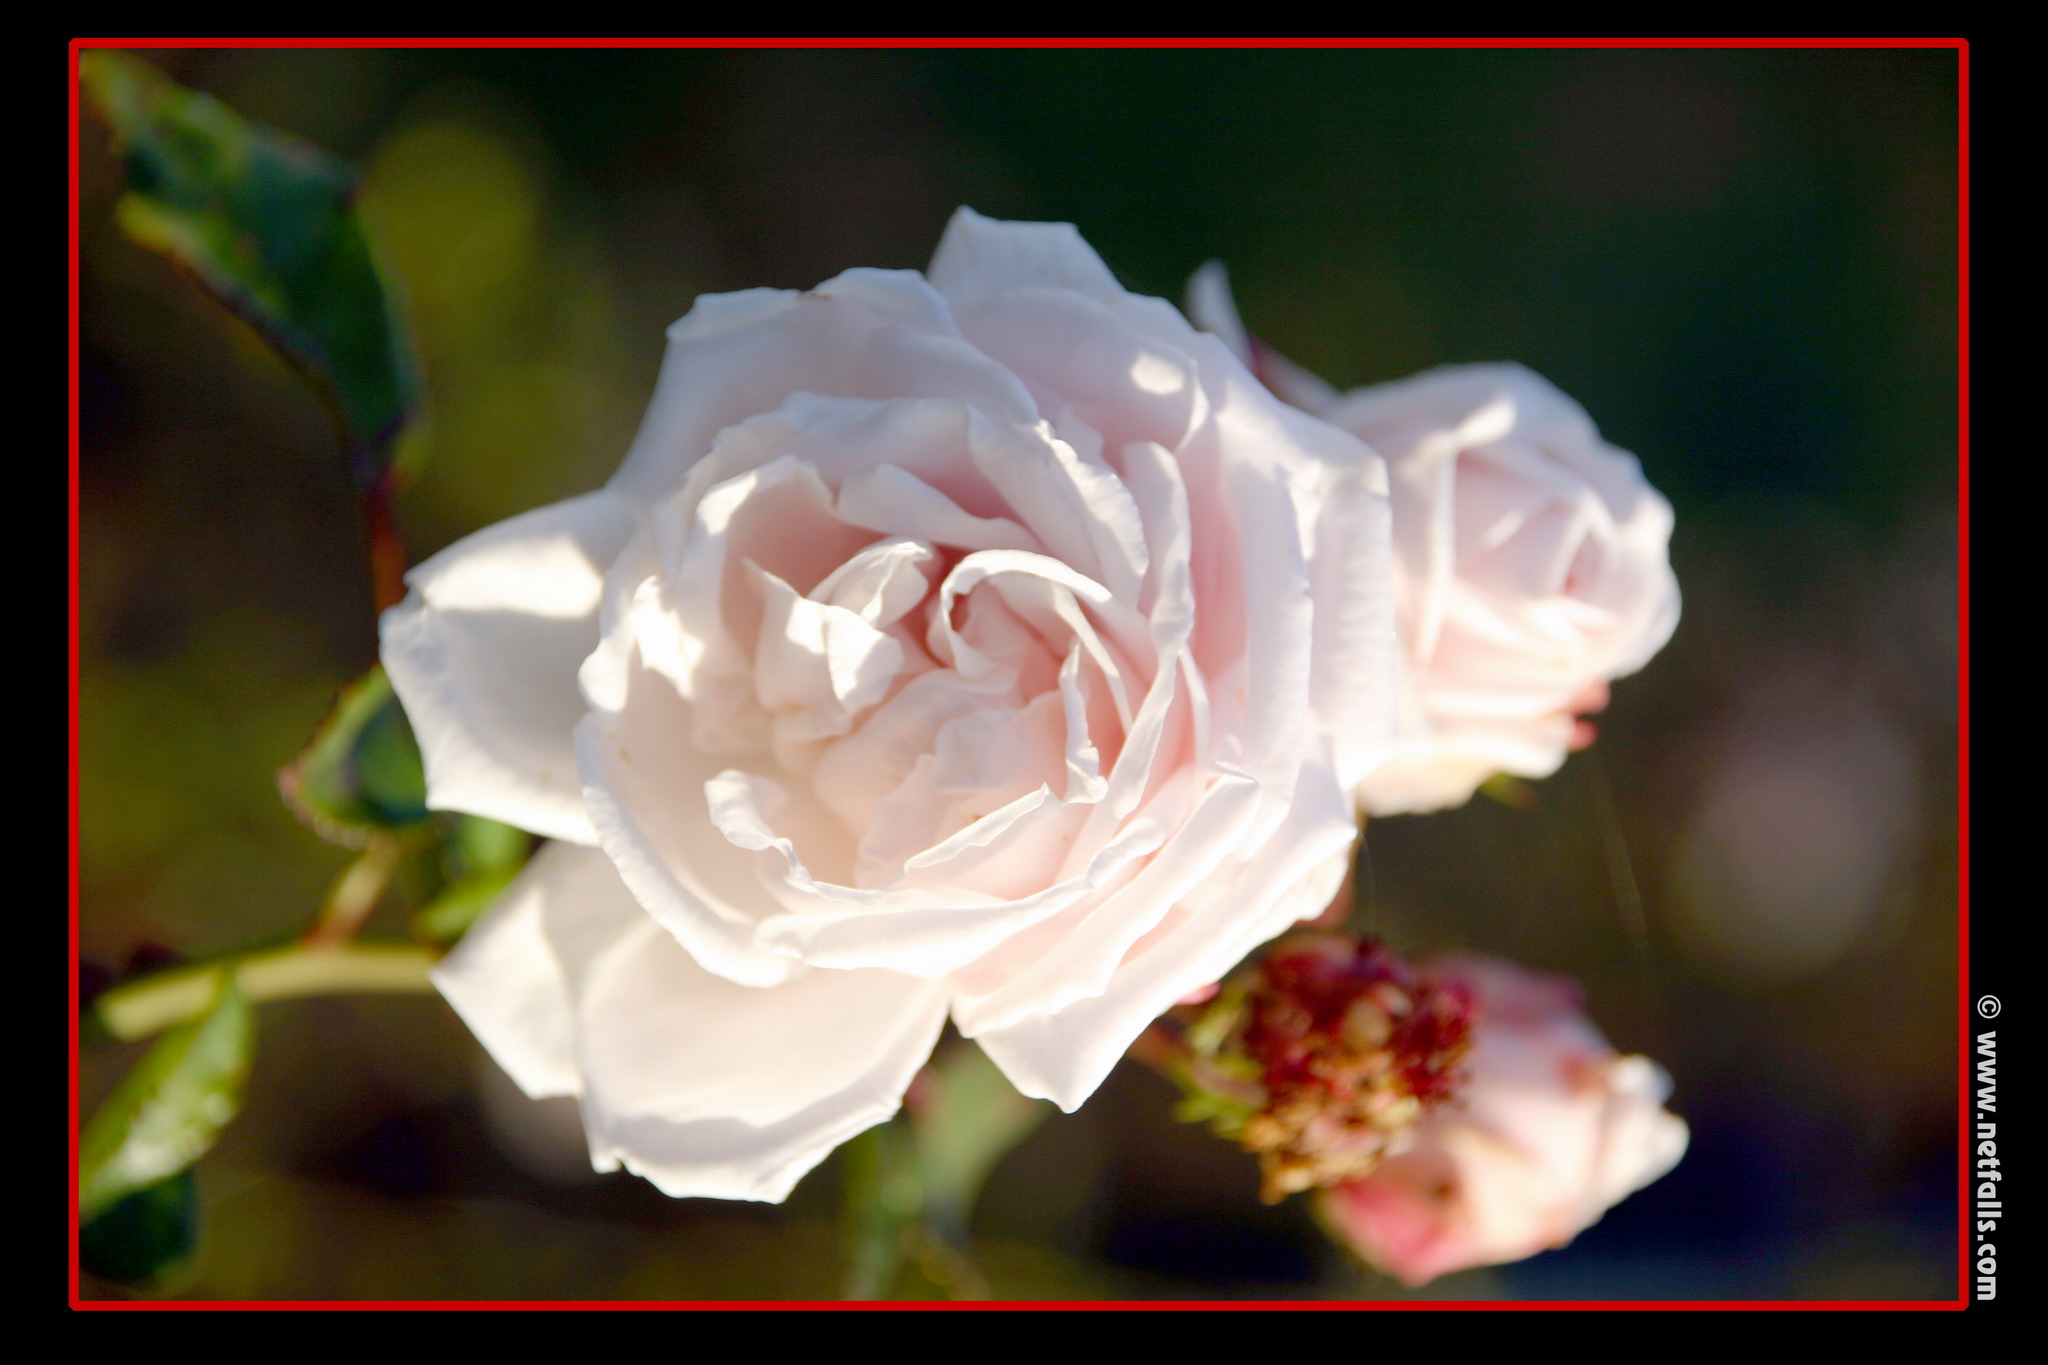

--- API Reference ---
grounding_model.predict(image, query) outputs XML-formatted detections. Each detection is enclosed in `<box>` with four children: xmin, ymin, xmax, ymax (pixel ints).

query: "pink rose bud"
<box><xmin>1316</xmin><ymin>955</ymin><xmax>1688</xmax><ymax>1286</ymax></box>
<box><xmin>1187</xmin><ymin>264</ymin><xmax>1681</xmax><ymax>816</ymax></box>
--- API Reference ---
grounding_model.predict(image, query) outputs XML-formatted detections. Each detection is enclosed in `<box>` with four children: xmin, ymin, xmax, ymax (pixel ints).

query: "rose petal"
<box><xmin>835</xmin><ymin>462</ymin><xmax>1041</xmax><ymax>554</ymax></box>
<box><xmin>427</xmin><ymin>841</ymin><xmax>591</xmax><ymax>1099</ymax></box>
<box><xmin>969</xmin><ymin>747</ymin><xmax>1357</xmax><ymax>1109</ymax></box>
<box><xmin>927</xmin><ymin>206</ymin><xmax>1129</xmax><ymax>311</ymax></box>
<box><xmin>1182</xmin><ymin>261</ymin><xmax>1255</xmax><ymax>370</ymax></box>
<box><xmin>1217</xmin><ymin>457</ymin><xmax>1316</xmax><ymax>848</ymax></box>
<box><xmin>1302</xmin><ymin>454</ymin><xmax>1399</xmax><ymax>793</ymax></box>
<box><xmin>608</xmin><ymin>271</ymin><xmax>963</xmax><ymax>503</ymax></box>
<box><xmin>1588</xmin><ymin>1056</ymin><xmax>1691</xmax><ymax>1212</ymax></box>
<box><xmin>956</xmin><ymin>288</ymin><xmax>1203</xmax><ymax>456</ymax></box>
<box><xmin>946</xmin><ymin>765</ymin><xmax>1261</xmax><ymax>1036</ymax></box>
<box><xmin>575</xmin><ymin>687</ymin><xmax>808</xmax><ymax>988</ymax></box>
<box><xmin>381</xmin><ymin>489</ymin><xmax>633</xmax><ymax>843</ymax></box>
<box><xmin>534</xmin><ymin>858</ymin><xmax>949</xmax><ymax>1202</ymax></box>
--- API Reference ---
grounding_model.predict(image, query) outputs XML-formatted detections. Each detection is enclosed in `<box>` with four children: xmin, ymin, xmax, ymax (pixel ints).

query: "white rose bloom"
<box><xmin>1188</xmin><ymin>264</ymin><xmax>1680</xmax><ymax>815</ymax></box>
<box><xmin>383</xmin><ymin>210</ymin><xmax>1399</xmax><ymax>1202</ymax></box>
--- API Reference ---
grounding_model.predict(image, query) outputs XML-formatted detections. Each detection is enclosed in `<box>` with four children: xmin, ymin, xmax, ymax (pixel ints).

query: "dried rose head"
<box><xmin>1173</xmin><ymin>933</ymin><xmax>1474</xmax><ymax>1203</ymax></box>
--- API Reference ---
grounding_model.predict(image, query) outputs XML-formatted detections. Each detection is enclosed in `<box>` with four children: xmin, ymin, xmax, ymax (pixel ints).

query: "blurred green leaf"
<box><xmin>278</xmin><ymin>665</ymin><xmax>429</xmax><ymax>845</ymax></box>
<box><xmin>909</xmin><ymin>1041</ymin><xmax>1050</xmax><ymax>1240</ymax></box>
<box><xmin>1185</xmin><ymin>978</ymin><xmax>1249</xmax><ymax>1058</ymax></box>
<box><xmin>77</xmin><ymin>1170</ymin><xmax>197</xmax><ymax>1285</ymax></box>
<box><xmin>454</xmin><ymin>815</ymin><xmax>530</xmax><ymax>877</ymax></box>
<box><xmin>359</xmin><ymin>116</ymin><xmax>641</xmax><ymax>529</ymax></box>
<box><xmin>79</xmin><ymin>1169</ymin><xmax>200</xmax><ymax>1288</ymax></box>
<box><xmin>840</xmin><ymin>1040</ymin><xmax>1050</xmax><ymax>1299</ymax></box>
<box><xmin>410</xmin><ymin>816</ymin><xmax>532</xmax><ymax>943</ymax></box>
<box><xmin>839</xmin><ymin>1122</ymin><xmax>923</xmax><ymax>1301</ymax></box>
<box><xmin>410</xmin><ymin>863</ymin><xmax>521</xmax><ymax>944</ymax></box>
<box><xmin>80</xmin><ymin>976</ymin><xmax>253</xmax><ymax>1219</ymax></box>
<box><xmin>1478</xmin><ymin>773</ymin><xmax>1537</xmax><ymax>810</ymax></box>
<box><xmin>81</xmin><ymin>49</ymin><xmax>418</xmax><ymax>487</ymax></box>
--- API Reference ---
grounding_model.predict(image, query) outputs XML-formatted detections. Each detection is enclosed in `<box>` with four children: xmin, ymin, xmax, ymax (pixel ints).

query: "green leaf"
<box><xmin>839</xmin><ymin>1040</ymin><xmax>1050</xmax><ymax>1300</ymax></box>
<box><xmin>1185</xmin><ymin>977</ymin><xmax>1249</xmax><ymax>1059</ymax></box>
<box><xmin>278</xmin><ymin>665</ymin><xmax>430</xmax><ymax>845</ymax></box>
<box><xmin>908</xmin><ymin>1041</ymin><xmax>1050</xmax><ymax>1240</ymax></box>
<box><xmin>81</xmin><ymin>49</ymin><xmax>419</xmax><ymax>487</ymax></box>
<box><xmin>838</xmin><ymin>1122</ymin><xmax>924</xmax><ymax>1301</ymax></box>
<box><xmin>80</xmin><ymin>975</ymin><xmax>254</xmax><ymax>1219</ymax></box>
<box><xmin>454</xmin><ymin>815</ymin><xmax>530</xmax><ymax>877</ymax></box>
<box><xmin>79</xmin><ymin>1169</ymin><xmax>199</xmax><ymax>1287</ymax></box>
<box><xmin>409</xmin><ymin>817</ymin><xmax>532</xmax><ymax>943</ymax></box>
<box><xmin>1478</xmin><ymin>773</ymin><xmax>1537</xmax><ymax>810</ymax></box>
<box><xmin>410</xmin><ymin>862</ymin><xmax>521</xmax><ymax>944</ymax></box>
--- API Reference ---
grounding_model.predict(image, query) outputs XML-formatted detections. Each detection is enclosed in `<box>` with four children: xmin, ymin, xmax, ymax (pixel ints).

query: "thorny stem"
<box><xmin>89</xmin><ymin>942</ymin><xmax>438</xmax><ymax>1044</ymax></box>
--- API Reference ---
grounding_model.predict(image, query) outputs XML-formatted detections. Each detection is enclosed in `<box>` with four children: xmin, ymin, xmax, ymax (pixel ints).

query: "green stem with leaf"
<box><xmin>88</xmin><ymin>941</ymin><xmax>438</xmax><ymax>1045</ymax></box>
<box><xmin>838</xmin><ymin>1038</ymin><xmax>1052</xmax><ymax>1300</ymax></box>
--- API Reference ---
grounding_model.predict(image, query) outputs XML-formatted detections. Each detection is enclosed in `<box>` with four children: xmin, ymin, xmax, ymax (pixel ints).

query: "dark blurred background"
<box><xmin>77</xmin><ymin>46</ymin><xmax>1960</xmax><ymax>1301</ymax></box>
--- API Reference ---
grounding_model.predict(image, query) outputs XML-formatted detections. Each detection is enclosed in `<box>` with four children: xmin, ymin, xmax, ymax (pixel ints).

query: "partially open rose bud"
<box><xmin>1314</xmin><ymin>954</ymin><xmax>1688</xmax><ymax>1286</ymax></box>
<box><xmin>1186</xmin><ymin>263</ymin><xmax>1680</xmax><ymax>816</ymax></box>
<box><xmin>1164</xmin><ymin>934</ymin><xmax>1474</xmax><ymax>1203</ymax></box>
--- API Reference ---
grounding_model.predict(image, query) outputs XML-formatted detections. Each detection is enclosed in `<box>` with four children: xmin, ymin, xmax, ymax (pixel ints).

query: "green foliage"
<box><xmin>79</xmin><ymin>1169</ymin><xmax>201</xmax><ymax>1288</ymax></box>
<box><xmin>410</xmin><ymin>863</ymin><xmax>521</xmax><ymax>944</ymax></box>
<box><xmin>1477</xmin><ymin>773</ymin><xmax>1537</xmax><ymax>810</ymax></box>
<box><xmin>1161</xmin><ymin>984</ymin><xmax>1266</xmax><ymax>1143</ymax></box>
<box><xmin>840</xmin><ymin>1041</ymin><xmax>1050</xmax><ymax>1300</ymax></box>
<box><xmin>1172</xmin><ymin>1087</ymin><xmax>1257</xmax><ymax>1140</ymax></box>
<box><xmin>80</xmin><ymin>976</ymin><xmax>254</xmax><ymax>1219</ymax></box>
<box><xmin>453</xmin><ymin>815</ymin><xmax>530</xmax><ymax>876</ymax></box>
<box><xmin>81</xmin><ymin>49</ymin><xmax>419</xmax><ymax>487</ymax></box>
<box><xmin>1185</xmin><ymin>978</ymin><xmax>1250</xmax><ymax>1058</ymax></box>
<box><xmin>411</xmin><ymin>817</ymin><xmax>532</xmax><ymax>943</ymax></box>
<box><xmin>359</xmin><ymin>115</ymin><xmax>642</xmax><ymax>529</ymax></box>
<box><xmin>839</xmin><ymin>1122</ymin><xmax>926</xmax><ymax>1300</ymax></box>
<box><xmin>909</xmin><ymin>1041</ymin><xmax>1050</xmax><ymax>1240</ymax></box>
<box><xmin>77</xmin><ymin>613</ymin><xmax>354</xmax><ymax>955</ymax></box>
<box><xmin>278</xmin><ymin>665</ymin><xmax>430</xmax><ymax>845</ymax></box>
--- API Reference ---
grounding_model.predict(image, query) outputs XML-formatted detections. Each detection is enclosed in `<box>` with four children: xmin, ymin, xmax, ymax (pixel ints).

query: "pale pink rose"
<box><xmin>1188</xmin><ymin>265</ymin><xmax>1680</xmax><ymax>814</ymax></box>
<box><xmin>383</xmin><ymin>210</ymin><xmax>1399</xmax><ymax>1202</ymax></box>
<box><xmin>1316</xmin><ymin>954</ymin><xmax>1688</xmax><ymax>1286</ymax></box>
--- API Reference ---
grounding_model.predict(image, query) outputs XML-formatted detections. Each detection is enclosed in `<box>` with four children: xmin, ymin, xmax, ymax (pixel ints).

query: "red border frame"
<box><xmin>68</xmin><ymin>35</ymin><xmax>1972</xmax><ymax>1311</ymax></box>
